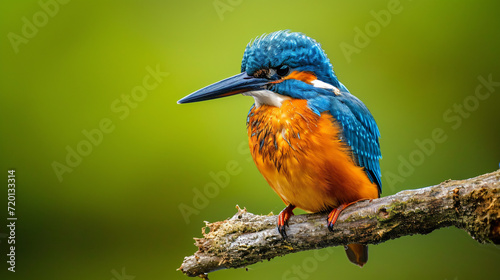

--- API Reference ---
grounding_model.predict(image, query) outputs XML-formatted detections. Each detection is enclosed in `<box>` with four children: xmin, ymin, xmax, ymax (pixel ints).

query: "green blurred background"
<box><xmin>1</xmin><ymin>0</ymin><xmax>499</xmax><ymax>279</ymax></box>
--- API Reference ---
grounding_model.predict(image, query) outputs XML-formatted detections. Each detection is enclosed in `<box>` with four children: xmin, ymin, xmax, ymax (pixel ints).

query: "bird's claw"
<box><xmin>277</xmin><ymin>204</ymin><xmax>295</xmax><ymax>239</ymax></box>
<box><xmin>327</xmin><ymin>204</ymin><xmax>345</xmax><ymax>232</ymax></box>
<box><xmin>327</xmin><ymin>210</ymin><xmax>338</xmax><ymax>232</ymax></box>
<box><xmin>278</xmin><ymin>223</ymin><xmax>288</xmax><ymax>239</ymax></box>
<box><xmin>327</xmin><ymin>200</ymin><xmax>366</xmax><ymax>231</ymax></box>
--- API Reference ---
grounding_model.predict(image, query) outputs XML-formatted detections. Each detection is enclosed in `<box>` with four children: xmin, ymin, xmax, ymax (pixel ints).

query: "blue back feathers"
<box><xmin>242</xmin><ymin>31</ymin><xmax>382</xmax><ymax>193</ymax></box>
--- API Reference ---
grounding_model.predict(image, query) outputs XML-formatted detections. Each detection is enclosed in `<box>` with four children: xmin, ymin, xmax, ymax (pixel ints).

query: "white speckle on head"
<box><xmin>242</xmin><ymin>90</ymin><xmax>291</xmax><ymax>108</ymax></box>
<box><xmin>311</xmin><ymin>79</ymin><xmax>341</xmax><ymax>96</ymax></box>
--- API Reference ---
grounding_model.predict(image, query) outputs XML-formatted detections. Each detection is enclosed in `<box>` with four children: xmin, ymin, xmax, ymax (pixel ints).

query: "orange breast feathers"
<box><xmin>247</xmin><ymin>99</ymin><xmax>379</xmax><ymax>213</ymax></box>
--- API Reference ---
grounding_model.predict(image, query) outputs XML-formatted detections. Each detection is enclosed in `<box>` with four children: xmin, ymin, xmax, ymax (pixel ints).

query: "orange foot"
<box><xmin>327</xmin><ymin>200</ymin><xmax>367</xmax><ymax>231</ymax></box>
<box><xmin>278</xmin><ymin>204</ymin><xmax>295</xmax><ymax>238</ymax></box>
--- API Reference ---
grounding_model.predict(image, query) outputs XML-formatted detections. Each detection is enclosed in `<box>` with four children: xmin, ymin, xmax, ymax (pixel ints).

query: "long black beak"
<box><xmin>177</xmin><ymin>72</ymin><xmax>268</xmax><ymax>104</ymax></box>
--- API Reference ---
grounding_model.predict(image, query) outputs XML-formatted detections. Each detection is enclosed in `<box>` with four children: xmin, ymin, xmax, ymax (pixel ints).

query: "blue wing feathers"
<box><xmin>327</xmin><ymin>92</ymin><xmax>382</xmax><ymax>193</ymax></box>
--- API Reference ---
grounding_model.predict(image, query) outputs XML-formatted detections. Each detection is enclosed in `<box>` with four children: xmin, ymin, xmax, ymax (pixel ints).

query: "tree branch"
<box><xmin>178</xmin><ymin>170</ymin><xmax>500</xmax><ymax>278</ymax></box>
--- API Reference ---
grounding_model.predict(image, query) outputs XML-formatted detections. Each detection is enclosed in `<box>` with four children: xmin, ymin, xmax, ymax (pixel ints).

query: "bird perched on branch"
<box><xmin>178</xmin><ymin>31</ymin><xmax>381</xmax><ymax>267</ymax></box>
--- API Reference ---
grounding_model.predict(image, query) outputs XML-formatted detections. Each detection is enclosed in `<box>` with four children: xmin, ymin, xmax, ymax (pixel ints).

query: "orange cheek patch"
<box><xmin>271</xmin><ymin>71</ymin><xmax>317</xmax><ymax>84</ymax></box>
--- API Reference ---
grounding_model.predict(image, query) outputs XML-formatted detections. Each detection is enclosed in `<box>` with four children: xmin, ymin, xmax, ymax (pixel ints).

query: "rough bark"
<box><xmin>178</xmin><ymin>170</ymin><xmax>500</xmax><ymax>278</ymax></box>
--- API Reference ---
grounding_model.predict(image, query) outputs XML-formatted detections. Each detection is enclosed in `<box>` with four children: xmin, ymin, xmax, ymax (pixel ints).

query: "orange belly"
<box><xmin>247</xmin><ymin>99</ymin><xmax>378</xmax><ymax>213</ymax></box>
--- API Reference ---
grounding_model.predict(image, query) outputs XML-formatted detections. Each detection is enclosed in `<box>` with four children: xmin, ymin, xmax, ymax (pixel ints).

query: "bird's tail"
<box><xmin>345</xmin><ymin>244</ymin><xmax>368</xmax><ymax>267</ymax></box>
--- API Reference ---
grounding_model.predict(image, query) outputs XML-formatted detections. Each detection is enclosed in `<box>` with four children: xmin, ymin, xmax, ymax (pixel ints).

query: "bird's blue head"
<box><xmin>178</xmin><ymin>30</ymin><xmax>345</xmax><ymax>107</ymax></box>
<box><xmin>241</xmin><ymin>31</ymin><xmax>339</xmax><ymax>87</ymax></box>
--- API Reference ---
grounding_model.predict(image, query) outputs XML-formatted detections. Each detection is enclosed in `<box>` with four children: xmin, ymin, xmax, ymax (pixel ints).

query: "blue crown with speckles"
<box><xmin>241</xmin><ymin>31</ymin><xmax>340</xmax><ymax>87</ymax></box>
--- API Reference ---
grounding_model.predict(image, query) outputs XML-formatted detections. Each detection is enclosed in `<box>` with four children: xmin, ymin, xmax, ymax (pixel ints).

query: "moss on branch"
<box><xmin>178</xmin><ymin>170</ymin><xmax>500</xmax><ymax>278</ymax></box>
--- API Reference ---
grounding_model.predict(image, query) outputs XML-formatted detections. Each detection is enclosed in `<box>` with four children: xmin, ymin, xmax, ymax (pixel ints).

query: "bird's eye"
<box><xmin>276</xmin><ymin>65</ymin><xmax>290</xmax><ymax>77</ymax></box>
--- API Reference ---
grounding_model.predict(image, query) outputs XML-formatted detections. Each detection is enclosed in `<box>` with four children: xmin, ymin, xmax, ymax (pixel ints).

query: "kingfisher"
<box><xmin>178</xmin><ymin>31</ymin><xmax>381</xmax><ymax>267</ymax></box>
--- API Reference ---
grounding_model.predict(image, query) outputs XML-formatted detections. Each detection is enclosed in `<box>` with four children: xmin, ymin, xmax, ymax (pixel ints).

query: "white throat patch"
<box><xmin>242</xmin><ymin>90</ymin><xmax>291</xmax><ymax>108</ymax></box>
